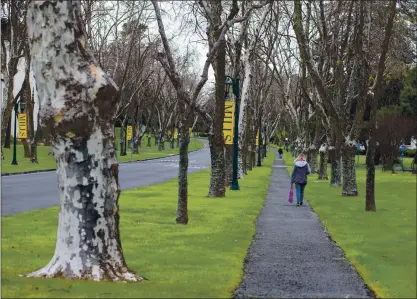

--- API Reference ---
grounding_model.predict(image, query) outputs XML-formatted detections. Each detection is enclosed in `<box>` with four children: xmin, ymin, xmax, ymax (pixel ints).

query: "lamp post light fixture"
<box><xmin>225</xmin><ymin>75</ymin><xmax>241</xmax><ymax>191</ymax></box>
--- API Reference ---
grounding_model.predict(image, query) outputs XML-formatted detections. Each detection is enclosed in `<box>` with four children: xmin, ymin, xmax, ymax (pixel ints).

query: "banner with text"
<box><xmin>223</xmin><ymin>102</ymin><xmax>235</xmax><ymax>145</ymax></box>
<box><xmin>126</xmin><ymin>125</ymin><xmax>133</xmax><ymax>141</ymax></box>
<box><xmin>17</xmin><ymin>113</ymin><xmax>27</xmax><ymax>139</ymax></box>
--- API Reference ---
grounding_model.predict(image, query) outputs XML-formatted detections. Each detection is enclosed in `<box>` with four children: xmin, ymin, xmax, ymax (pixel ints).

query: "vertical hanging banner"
<box><xmin>126</xmin><ymin>125</ymin><xmax>133</xmax><ymax>141</ymax></box>
<box><xmin>174</xmin><ymin>128</ymin><xmax>178</xmax><ymax>139</ymax></box>
<box><xmin>256</xmin><ymin>130</ymin><xmax>259</xmax><ymax>145</ymax></box>
<box><xmin>17</xmin><ymin>113</ymin><xmax>27</xmax><ymax>139</ymax></box>
<box><xmin>223</xmin><ymin>102</ymin><xmax>235</xmax><ymax>145</ymax></box>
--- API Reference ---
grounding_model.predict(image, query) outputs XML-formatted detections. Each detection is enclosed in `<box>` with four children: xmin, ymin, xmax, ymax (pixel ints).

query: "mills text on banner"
<box><xmin>17</xmin><ymin>113</ymin><xmax>27</xmax><ymax>139</ymax></box>
<box><xmin>223</xmin><ymin>102</ymin><xmax>235</xmax><ymax>145</ymax></box>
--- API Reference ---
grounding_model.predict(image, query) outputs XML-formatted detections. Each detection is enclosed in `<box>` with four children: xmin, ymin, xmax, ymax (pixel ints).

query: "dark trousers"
<box><xmin>295</xmin><ymin>183</ymin><xmax>306</xmax><ymax>204</ymax></box>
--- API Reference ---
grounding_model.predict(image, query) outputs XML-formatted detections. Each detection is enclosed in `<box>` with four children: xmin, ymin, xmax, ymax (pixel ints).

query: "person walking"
<box><xmin>278</xmin><ymin>148</ymin><xmax>283</xmax><ymax>159</ymax></box>
<box><xmin>290</xmin><ymin>153</ymin><xmax>311</xmax><ymax>207</ymax></box>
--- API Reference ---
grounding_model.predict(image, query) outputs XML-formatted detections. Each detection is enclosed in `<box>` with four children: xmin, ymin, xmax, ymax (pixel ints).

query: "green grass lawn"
<box><xmin>1</xmin><ymin>136</ymin><xmax>204</xmax><ymax>174</ymax></box>
<box><xmin>283</xmin><ymin>151</ymin><xmax>416</xmax><ymax>298</ymax></box>
<box><xmin>1</xmin><ymin>151</ymin><xmax>275</xmax><ymax>298</ymax></box>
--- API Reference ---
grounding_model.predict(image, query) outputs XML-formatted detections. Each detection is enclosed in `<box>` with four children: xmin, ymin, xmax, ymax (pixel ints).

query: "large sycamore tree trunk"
<box><xmin>318</xmin><ymin>143</ymin><xmax>328</xmax><ymax>180</ymax></box>
<box><xmin>328</xmin><ymin>130</ymin><xmax>342</xmax><ymax>186</ymax></box>
<box><xmin>208</xmin><ymin>47</ymin><xmax>226</xmax><ymax>197</ymax></box>
<box><xmin>341</xmin><ymin>140</ymin><xmax>358</xmax><ymax>195</ymax></box>
<box><xmin>26</xmin><ymin>0</ymin><xmax>142</xmax><ymax>282</ymax></box>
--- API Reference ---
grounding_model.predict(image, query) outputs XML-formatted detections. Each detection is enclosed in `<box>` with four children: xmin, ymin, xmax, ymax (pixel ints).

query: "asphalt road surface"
<box><xmin>1</xmin><ymin>139</ymin><xmax>210</xmax><ymax>217</ymax></box>
<box><xmin>234</xmin><ymin>151</ymin><xmax>371</xmax><ymax>298</ymax></box>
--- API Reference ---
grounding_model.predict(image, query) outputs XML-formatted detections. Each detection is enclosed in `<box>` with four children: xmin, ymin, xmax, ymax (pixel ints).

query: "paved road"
<box><xmin>234</xmin><ymin>151</ymin><xmax>372</xmax><ymax>298</ymax></box>
<box><xmin>1</xmin><ymin>139</ymin><xmax>210</xmax><ymax>217</ymax></box>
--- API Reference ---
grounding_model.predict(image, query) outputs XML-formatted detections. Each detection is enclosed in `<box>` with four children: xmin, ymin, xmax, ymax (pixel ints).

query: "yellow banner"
<box><xmin>174</xmin><ymin>128</ymin><xmax>178</xmax><ymax>139</ymax></box>
<box><xmin>256</xmin><ymin>130</ymin><xmax>259</xmax><ymax>145</ymax></box>
<box><xmin>17</xmin><ymin>113</ymin><xmax>27</xmax><ymax>139</ymax></box>
<box><xmin>189</xmin><ymin>128</ymin><xmax>192</xmax><ymax>136</ymax></box>
<box><xmin>126</xmin><ymin>125</ymin><xmax>133</xmax><ymax>141</ymax></box>
<box><xmin>223</xmin><ymin>102</ymin><xmax>235</xmax><ymax>145</ymax></box>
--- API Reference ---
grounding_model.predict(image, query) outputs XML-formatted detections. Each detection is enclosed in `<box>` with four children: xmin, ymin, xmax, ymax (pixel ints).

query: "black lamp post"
<box><xmin>11</xmin><ymin>98</ymin><xmax>26</xmax><ymax>165</ymax></box>
<box><xmin>263</xmin><ymin>125</ymin><xmax>267</xmax><ymax>157</ymax></box>
<box><xmin>225</xmin><ymin>75</ymin><xmax>240</xmax><ymax>191</ymax></box>
<box><xmin>257</xmin><ymin>110</ymin><xmax>262</xmax><ymax>167</ymax></box>
<box><xmin>121</xmin><ymin>119</ymin><xmax>130</xmax><ymax>156</ymax></box>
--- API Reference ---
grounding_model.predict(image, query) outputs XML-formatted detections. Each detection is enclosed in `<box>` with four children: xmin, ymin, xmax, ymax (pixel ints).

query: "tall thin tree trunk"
<box><xmin>365</xmin><ymin>134</ymin><xmax>377</xmax><ymax>211</ymax></box>
<box><xmin>2</xmin><ymin>57</ymin><xmax>19</xmax><ymax>149</ymax></box>
<box><xmin>365</xmin><ymin>0</ymin><xmax>396</xmax><ymax>211</ymax></box>
<box><xmin>4</xmin><ymin>116</ymin><xmax>11</xmax><ymax>149</ymax></box>
<box><xmin>309</xmin><ymin>111</ymin><xmax>321</xmax><ymax>174</ymax></box>
<box><xmin>176</xmin><ymin>114</ymin><xmax>189</xmax><ymax>224</ymax></box>
<box><xmin>26</xmin><ymin>0</ymin><xmax>142</xmax><ymax>281</ymax></box>
<box><xmin>133</xmin><ymin>109</ymin><xmax>141</xmax><ymax>154</ymax></box>
<box><xmin>25</xmin><ymin>54</ymin><xmax>36</xmax><ymax>161</ymax></box>
<box><xmin>238</xmin><ymin>50</ymin><xmax>251</xmax><ymax>178</ymax></box>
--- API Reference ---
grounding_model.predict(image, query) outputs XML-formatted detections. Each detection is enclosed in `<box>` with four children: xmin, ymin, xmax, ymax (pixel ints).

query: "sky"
<box><xmin>149</xmin><ymin>1</ymin><xmax>216</xmax><ymax>86</ymax></box>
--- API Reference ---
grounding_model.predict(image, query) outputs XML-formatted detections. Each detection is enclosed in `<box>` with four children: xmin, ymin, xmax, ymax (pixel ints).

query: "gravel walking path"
<box><xmin>234</xmin><ymin>151</ymin><xmax>373</xmax><ymax>298</ymax></box>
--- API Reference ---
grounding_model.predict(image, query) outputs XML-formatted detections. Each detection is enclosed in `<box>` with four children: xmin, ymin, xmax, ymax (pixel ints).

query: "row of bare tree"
<box><xmin>0</xmin><ymin>0</ymin><xmax>414</xmax><ymax>283</ymax></box>
<box><xmin>278</xmin><ymin>0</ymin><xmax>415</xmax><ymax>212</ymax></box>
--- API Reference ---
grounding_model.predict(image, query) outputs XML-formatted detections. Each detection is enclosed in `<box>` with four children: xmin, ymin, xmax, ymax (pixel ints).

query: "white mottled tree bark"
<box><xmin>26</xmin><ymin>0</ymin><xmax>142</xmax><ymax>282</ymax></box>
<box><xmin>237</xmin><ymin>49</ymin><xmax>251</xmax><ymax>179</ymax></box>
<box><xmin>318</xmin><ymin>143</ymin><xmax>329</xmax><ymax>180</ymax></box>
